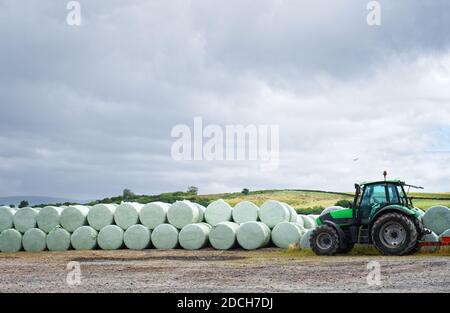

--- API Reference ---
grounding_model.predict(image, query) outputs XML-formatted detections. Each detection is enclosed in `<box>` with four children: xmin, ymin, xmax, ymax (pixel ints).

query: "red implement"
<box><xmin>418</xmin><ymin>236</ymin><xmax>450</xmax><ymax>246</ymax></box>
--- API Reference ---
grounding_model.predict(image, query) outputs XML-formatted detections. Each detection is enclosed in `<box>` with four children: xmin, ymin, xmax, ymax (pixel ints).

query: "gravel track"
<box><xmin>0</xmin><ymin>248</ymin><xmax>448</xmax><ymax>292</ymax></box>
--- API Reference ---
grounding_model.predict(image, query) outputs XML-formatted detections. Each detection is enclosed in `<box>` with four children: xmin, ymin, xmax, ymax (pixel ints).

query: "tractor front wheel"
<box><xmin>310</xmin><ymin>225</ymin><xmax>340</xmax><ymax>256</ymax></box>
<box><xmin>371</xmin><ymin>213</ymin><xmax>418</xmax><ymax>256</ymax></box>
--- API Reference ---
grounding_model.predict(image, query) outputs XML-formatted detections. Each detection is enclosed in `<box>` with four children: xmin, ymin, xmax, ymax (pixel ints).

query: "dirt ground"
<box><xmin>0</xmin><ymin>248</ymin><xmax>449</xmax><ymax>293</ymax></box>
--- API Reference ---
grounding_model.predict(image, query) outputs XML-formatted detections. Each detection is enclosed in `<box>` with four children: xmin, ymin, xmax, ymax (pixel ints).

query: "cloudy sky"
<box><xmin>1</xmin><ymin>0</ymin><xmax>450</xmax><ymax>199</ymax></box>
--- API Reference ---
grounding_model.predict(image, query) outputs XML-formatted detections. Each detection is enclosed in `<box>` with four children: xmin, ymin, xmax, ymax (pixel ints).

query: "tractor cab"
<box><xmin>354</xmin><ymin>179</ymin><xmax>418</xmax><ymax>225</ymax></box>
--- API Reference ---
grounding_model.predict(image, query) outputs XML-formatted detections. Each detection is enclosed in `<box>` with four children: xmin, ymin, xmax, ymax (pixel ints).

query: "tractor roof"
<box><xmin>359</xmin><ymin>179</ymin><xmax>404</xmax><ymax>186</ymax></box>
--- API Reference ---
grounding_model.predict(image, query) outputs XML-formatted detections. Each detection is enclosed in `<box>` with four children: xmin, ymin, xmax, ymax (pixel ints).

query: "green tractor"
<box><xmin>310</xmin><ymin>173</ymin><xmax>427</xmax><ymax>256</ymax></box>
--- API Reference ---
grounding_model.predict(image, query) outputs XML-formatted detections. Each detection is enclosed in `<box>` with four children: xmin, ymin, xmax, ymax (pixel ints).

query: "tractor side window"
<box><xmin>387</xmin><ymin>185</ymin><xmax>400</xmax><ymax>204</ymax></box>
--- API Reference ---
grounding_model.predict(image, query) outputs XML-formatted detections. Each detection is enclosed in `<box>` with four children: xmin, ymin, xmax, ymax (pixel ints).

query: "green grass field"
<box><xmin>196</xmin><ymin>189</ymin><xmax>450</xmax><ymax>212</ymax></box>
<box><xmin>38</xmin><ymin>188</ymin><xmax>450</xmax><ymax>213</ymax></box>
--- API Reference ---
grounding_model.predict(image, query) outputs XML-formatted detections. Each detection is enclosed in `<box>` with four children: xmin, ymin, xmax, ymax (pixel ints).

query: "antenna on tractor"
<box><xmin>383</xmin><ymin>170</ymin><xmax>387</xmax><ymax>181</ymax></box>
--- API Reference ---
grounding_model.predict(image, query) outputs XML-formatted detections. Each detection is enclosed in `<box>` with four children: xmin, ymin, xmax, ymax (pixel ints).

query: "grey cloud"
<box><xmin>0</xmin><ymin>0</ymin><xmax>450</xmax><ymax>198</ymax></box>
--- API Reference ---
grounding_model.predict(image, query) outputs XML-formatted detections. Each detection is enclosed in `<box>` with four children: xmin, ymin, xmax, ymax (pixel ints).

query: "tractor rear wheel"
<box><xmin>371</xmin><ymin>213</ymin><xmax>418</xmax><ymax>256</ymax></box>
<box><xmin>310</xmin><ymin>225</ymin><xmax>340</xmax><ymax>256</ymax></box>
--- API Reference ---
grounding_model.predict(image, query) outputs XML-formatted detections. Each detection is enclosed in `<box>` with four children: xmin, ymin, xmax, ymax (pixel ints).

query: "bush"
<box><xmin>241</xmin><ymin>188</ymin><xmax>250</xmax><ymax>195</ymax></box>
<box><xmin>335</xmin><ymin>199</ymin><xmax>353</xmax><ymax>208</ymax></box>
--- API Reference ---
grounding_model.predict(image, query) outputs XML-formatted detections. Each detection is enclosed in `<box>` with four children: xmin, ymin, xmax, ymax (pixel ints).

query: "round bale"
<box><xmin>282</xmin><ymin>203</ymin><xmax>298</xmax><ymax>223</ymax></box>
<box><xmin>36</xmin><ymin>206</ymin><xmax>63</xmax><ymax>233</ymax></box>
<box><xmin>294</xmin><ymin>215</ymin><xmax>305</xmax><ymax>229</ymax></box>
<box><xmin>299</xmin><ymin>228</ymin><xmax>315</xmax><ymax>250</ymax></box>
<box><xmin>23</xmin><ymin>228</ymin><xmax>47</xmax><ymax>252</ymax></box>
<box><xmin>259</xmin><ymin>200</ymin><xmax>290</xmax><ymax>228</ymax></box>
<box><xmin>236</xmin><ymin>221</ymin><xmax>271</xmax><ymax>250</ymax></box>
<box><xmin>97</xmin><ymin>225</ymin><xmax>124</xmax><ymax>250</ymax></box>
<box><xmin>0</xmin><ymin>206</ymin><xmax>15</xmax><ymax>232</ymax></box>
<box><xmin>47</xmin><ymin>227</ymin><xmax>71</xmax><ymax>251</ymax></box>
<box><xmin>139</xmin><ymin>202</ymin><xmax>170</xmax><ymax>229</ymax></box>
<box><xmin>205</xmin><ymin>199</ymin><xmax>233</xmax><ymax>226</ymax></box>
<box><xmin>232</xmin><ymin>201</ymin><xmax>259</xmax><ymax>224</ymax></box>
<box><xmin>179</xmin><ymin>223</ymin><xmax>210</xmax><ymax>250</ymax></box>
<box><xmin>271</xmin><ymin>222</ymin><xmax>304</xmax><ymax>249</ymax></box>
<box><xmin>124</xmin><ymin>224</ymin><xmax>151</xmax><ymax>250</ymax></box>
<box><xmin>0</xmin><ymin>229</ymin><xmax>22</xmax><ymax>252</ymax></box>
<box><xmin>422</xmin><ymin>206</ymin><xmax>450</xmax><ymax>235</ymax></box>
<box><xmin>209</xmin><ymin>222</ymin><xmax>239</xmax><ymax>250</ymax></box>
<box><xmin>71</xmin><ymin>226</ymin><xmax>98</xmax><ymax>250</ymax></box>
<box><xmin>13</xmin><ymin>207</ymin><xmax>39</xmax><ymax>233</ymax></box>
<box><xmin>60</xmin><ymin>205</ymin><xmax>89</xmax><ymax>232</ymax></box>
<box><xmin>87</xmin><ymin>204</ymin><xmax>117</xmax><ymax>231</ymax></box>
<box><xmin>195</xmin><ymin>203</ymin><xmax>206</xmax><ymax>222</ymax></box>
<box><xmin>167</xmin><ymin>201</ymin><xmax>201</xmax><ymax>229</ymax></box>
<box><xmin>151</xmin><ymin>224</ymin><xmax>179</xmax><ymax>249</ymax></box>
<box><xmin>114</xmin><ymin>203</ymin><xmax>143</xmax><ymax>230</ymax></box>
<box><xmin>300</xmin><ymin>215</ymin><xmax>317</xmax><ymax>229</ymax></box>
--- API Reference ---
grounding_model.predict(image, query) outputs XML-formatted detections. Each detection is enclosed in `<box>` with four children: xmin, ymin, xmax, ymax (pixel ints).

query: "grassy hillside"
<box><xmin>35</xmin><ymin>189</ymin><xmax>450</xmax><ymax>213</ymax></box>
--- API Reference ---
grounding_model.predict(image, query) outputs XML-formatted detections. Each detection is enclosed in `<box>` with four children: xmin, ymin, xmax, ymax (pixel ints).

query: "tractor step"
<box><xmin>358</xmin><ymin>227</ymin><xmax>370</xmax><ymax>244</ymax></box>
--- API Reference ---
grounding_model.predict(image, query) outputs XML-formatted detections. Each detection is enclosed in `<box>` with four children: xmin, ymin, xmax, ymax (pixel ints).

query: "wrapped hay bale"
<box><xmin>205</xmin><ymin>199</ymin><xmax>233</xmax><ymax>226</ymax></box>
<box><xmin>236</xmin><ymin>221</ymin><xmax>271</xmax><ymax>250</ymax></box>
<box><xmin>300</xmin><ymin>215</ymin><xmax>317</xmax><ymax>229</ymax></box>
<box><xmin>87</xmin><ymin>204</ymin><xmax>117</xmax><ymax>231</ymax></box>
<box><xmin>259</xmin><ymin>200</ymin><xmax>290</xmax><ymax>228</ymax></box>
<box><xmin>47</xmin><ymin>227</ymin><xmax>71</xmax><ymax>251</ymax></box>
<box><xmin>209</xmin><ymin>221</ymin><xmax>239</xmax><ymax>250</ymax></box>
<box><xmin>36</xmin><ymin>206</ymin><xmax>63</xmax><ymax>233</ymax></box>
<box><xmin>440</xmin><ymin>229</ymin><xmax>450</xmax><ymax>238</ymax></box>
<box><xmin>124</xmin><ymin>224</ymin><xmax>151</xmax><ymax>250</ymax></box>
<box><xmin>321</xmin><ymin>206</ymin><xmax>343</xmax><ymax>216</ymax></box>
<box><xmin>420</xmin><ymin>232</ymin><xmax>440</xmax><ymax>253</ymax></box>
<box><xmin>60</xmin><ymin>205</ymin><xmax>89</xmax><ymax>232</ymax></box>
<box><xmin>23</xmin><ymin>228</ymin><xmax>47</xmax><ymax>252</ymax></box>
<box><xmin>167</xmin><ymin>201</ymin><xmax>201</xmax><ymax>229</ymax></box>
<box><xmin>195</xmin><ymin>203</ymin><xmax>206</xmax><ymax>222</ymax></box>
<box><xmin>0</xmin><ymin>229</ymin><xmax>22</xmax><ymax>252</ymax></box>
<box><xmin>271</xmin><ymin>222</ymin><xmax>304</xmax><ymax>249</ymax></box>
<box><xmin>282</xmin><ymin>203</ymin><xmax>299</xmax><ymax>223</ymax></box>
<box><xmin>232</xmin><ymin>201</ymin><xmax>259</xmax><ymax>224</ymax></box>
<box><xmin>422</xmin><ymin>206</ymin><xmax>450</xmax><ymax>235</ymax></box>
<box><xmin>139</xmin><ymin>202</ymin><xmax>170</xmax><ymax>229</ymax></box>
<box><xmin>97</xmin><ymin>225</ymin><xmax>124</xmax><ymax>250</ymax></box>
<box><xmin>0</xmin><ymin>206</ymin><xmax>15</xmax><ymax>232</ymax></box>
<box><xmin>71</xmin><ymin>226</ymin><xmax>98</xmax><ymax>250</ymax></box>
<box><xmin>179</xmin><ymin>223</ymin><xmax>210</xmax><ymax>250</ymax></box>
<box><xmin>13</xmin><ymin>207</ymin><xmax>38</xmax><ymax>233</ymax></box>
<box><xmin>299</xmin><ymin>228</ymin><xmax>315</xmax><ymax>250</ymax></box>
<box><xmin>114</xmin><ymin>203</ymin><xmax>144</xmax><ymax>230</ymax></box>
<box><xmin>294</xmin><ymin>215</ymin><xmax>305</xmax><ymax>229</ymax></box>
<box><xmin>151</xmin><ymin>224</ymin><xmax>179</xmax><ymax>249</ymax></box>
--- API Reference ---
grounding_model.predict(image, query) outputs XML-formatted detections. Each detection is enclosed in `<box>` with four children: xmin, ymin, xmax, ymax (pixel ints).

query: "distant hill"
<box><xmin>1</xmin><ymin>189</ymin><xmax>449</xmax><ymax>212</ymax></box>
<box><xmin>0</xmin><ymin>196</ymin><xmax>82</xmax><ymax>207</ymax></box>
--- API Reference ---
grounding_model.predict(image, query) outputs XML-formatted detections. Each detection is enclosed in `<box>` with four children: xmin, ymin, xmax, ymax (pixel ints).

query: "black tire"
<box><xmin>410</xmin><ymin>244</ymin><xmax>421</xmax><ymax>254</ymax></box>
<box><xmin>371</xmin><ymin>213</ymin><xmax>418</xmax><ymax>256</ymax></box>
<box><xmin>310</xmin><ymin>225</ymin><xmax>340</xmax><ymax>256</ymax></box>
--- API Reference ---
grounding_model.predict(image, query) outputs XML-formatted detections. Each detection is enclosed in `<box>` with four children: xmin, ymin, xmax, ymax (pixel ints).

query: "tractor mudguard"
<box><xmin>369</xmin><ymin>205</ymin><xmax>417</xmax><ymax>229</ymax></box>
<box><xmin>322</xmin><ymin>220</ymin><xmax>347</xmax><ymax>249</ymax></box>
